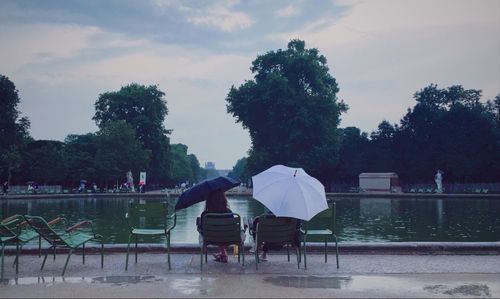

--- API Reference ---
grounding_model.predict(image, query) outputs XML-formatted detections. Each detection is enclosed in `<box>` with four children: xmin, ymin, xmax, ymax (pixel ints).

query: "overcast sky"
<box><xmin>1</xmin><ymin>0</ymin><xmax>499</xmax><ymax>169</ymax></box>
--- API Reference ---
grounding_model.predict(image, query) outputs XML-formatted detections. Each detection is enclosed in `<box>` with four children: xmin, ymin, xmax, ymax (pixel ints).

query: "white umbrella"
<box><xmin>252</xmin><ymin>165</ymin><xmax>328</xmax><ymax>221</ymax></box>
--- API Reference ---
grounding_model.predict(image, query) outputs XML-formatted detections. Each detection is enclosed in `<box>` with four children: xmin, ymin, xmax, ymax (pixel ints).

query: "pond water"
<box><xmin>1</xmin><ymin>196</ymin><xmax>499</xmax><ymax>244</ymax></box>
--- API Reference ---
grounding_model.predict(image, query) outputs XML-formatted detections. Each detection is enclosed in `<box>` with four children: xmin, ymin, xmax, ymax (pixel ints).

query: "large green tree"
<box><xmin>93</xmin><ymin>84</ymin><xmax>170</xmax><ymax>184</ymax></box>
<box><xmin>94</xmin><ymin>121</ymin><xmax>151</xmax><ymax>186</ymax></box>
<box><xmin>22</xmin><ymin>140</ymin><xmax>66</xmax><ymax>185</ymax></box>
<box><xmin>0</xmin><ymin>75</ymin><xmax>30</xmax><ymax>183</ymax></box>
<box><xmin>379</xmin><ymin>84</ymin><xmax>499</xmax><ymax>182</ymax></box>
<box><xmin>226</xmin><ymin>40</ymin><xmax>346</xmax><ymax>185</ymax></box>
<box><xmin>63</xmin><ymin>133</ymin><xmax>99</xmax><ymax>186</ymax></box>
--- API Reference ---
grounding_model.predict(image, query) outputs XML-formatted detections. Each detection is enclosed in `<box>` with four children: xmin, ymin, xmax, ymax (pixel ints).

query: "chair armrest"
<box><xmin>48</xmin><ymin>217</ymin><xmax>66</xmax><ymax>226</ymax></box>
<box><xmin>2</xmin><ymin>214</ymin><xmax>22</xmax><ymax>225</ymax></box>
<box><xmin>66</xmin><ymin>220</ymin><xmax>92</xmax><ymax>233</ymax></box>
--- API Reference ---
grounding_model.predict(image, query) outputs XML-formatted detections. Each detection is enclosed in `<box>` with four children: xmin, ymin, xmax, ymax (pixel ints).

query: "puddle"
<box><xmin>3</xmin><ymin>275</ymin><xmax>216</xmax><ymax>296</ymax></box>
<box><xmin>424</xmin><ymin>284</ymin><xmax>492</xmax><ymax>297</ymax></box>
<box><xmin>92</xmin><ymin>276</ymin><xmax>162</xmax><ymax>286</ymax></box>
<box><xmin>264</xmin><ymin>276</ymin><xmax>352</xmax><ymax>289</ymax></box>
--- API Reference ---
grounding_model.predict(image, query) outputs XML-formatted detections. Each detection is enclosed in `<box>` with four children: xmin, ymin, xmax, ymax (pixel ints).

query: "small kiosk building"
<box><xmin>359</xmin><ymin>172</ymin><xmax>401</xmax><ymax>193</ymax></box>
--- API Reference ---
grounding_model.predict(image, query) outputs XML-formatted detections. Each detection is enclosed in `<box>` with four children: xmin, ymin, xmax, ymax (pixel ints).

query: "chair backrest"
<box><xmin>304</xmin><ymin>202</ymin><xmax>336</xmax><ymax>233</ymax></box>
<box><xmin>24</xmin><ymin>215</ymin><xmax>67</xmax><ymax>246</ymax></box>
<box><xmin>0</xmin><ymin>215</ymin><xmax>22</xmax><ymax>238</ymax></box>
<box><xmin>126</xmin><ymin>201</ymin><xmax>173</xmax><ymax>230</ymax></box>
<box><xmin>202</xmin><ymin>213</ymin><xmax>241</xmax><ymax>245</ymax></box>
<box><xmin>0</xmin><ymin>222</ymin><xmax>16</xmax><ymax>239</ymax></box>
<box><xmin>256</xmin><ymin>216</ymin><xmax>299</xmax><ymax>246</ymax></box>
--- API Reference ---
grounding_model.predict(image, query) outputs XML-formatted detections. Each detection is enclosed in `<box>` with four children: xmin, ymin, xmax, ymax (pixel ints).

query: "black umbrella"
<box><xmin>175</xmin><ymin>176</ymin><xmax>241</xmax><ymax>210</ymax></box>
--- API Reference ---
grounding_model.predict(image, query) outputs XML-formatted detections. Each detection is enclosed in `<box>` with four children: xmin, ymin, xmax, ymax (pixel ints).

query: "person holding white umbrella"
<box><xmin>252</xmin><ymin>165</ymin><xmax>329</xmax><ymax>221</ymax></box>
<box><xmin>249</xmin><ymin>165</ymin><xmax>329</xmax><ymax>261</ymax></box>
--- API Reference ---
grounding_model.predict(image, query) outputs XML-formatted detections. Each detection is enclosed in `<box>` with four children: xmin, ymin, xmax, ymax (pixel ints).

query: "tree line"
<box><xmin>227</xmin><ymin>40</ymin><xmax>500</xmax><ymax>187</ymax></box>
<box><xmin>2</xmin><ymin>39</ymin><xmax>499</xmax><ymax>190</ymax></box>
<box><xmin>0</xmin><ymin>78</ymin><xmax>204</xmax><ymax>188</ymax></box>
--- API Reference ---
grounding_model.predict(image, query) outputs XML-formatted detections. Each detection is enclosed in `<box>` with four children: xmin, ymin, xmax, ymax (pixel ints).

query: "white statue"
<box><xmin>434</xmin><ymin>170</ymin><xmax>443</xmax><ymax>193</ymax></box>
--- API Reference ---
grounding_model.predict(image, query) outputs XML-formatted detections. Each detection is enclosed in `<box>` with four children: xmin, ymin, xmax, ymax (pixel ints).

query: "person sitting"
<box><xmin>247</xmin><ymin>212</ymin><xmax>301</xmax><ymax>261</ymax></box>
<box><xmin>197</xmin><ymin>189</ymin><xmax>233</xmax><ymax>263</ymax></box>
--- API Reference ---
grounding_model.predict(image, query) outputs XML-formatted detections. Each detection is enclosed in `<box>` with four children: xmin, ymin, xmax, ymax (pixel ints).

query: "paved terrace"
<box><xmin>1</xmin><ymin>243</ymin><xmax>499</xmax><ymax>298</ymax></box>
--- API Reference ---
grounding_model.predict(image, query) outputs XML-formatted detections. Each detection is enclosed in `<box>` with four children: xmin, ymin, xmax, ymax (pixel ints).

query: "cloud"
<box><xmin>187</xmin><ymin>2</ymin><xmax>254</xmax><ymax>32</ymax></box>
<box><xmin>270</xmin><ymin>0</ymin><xmax>500</xmax><ymax>132</ymax></box>
<box><xmin>275</xmin><ymin>3</ymin><xmax>302</xmax><ymax>18</ymax></box>
<box><xmin>151</xmin><ymin>0</ymin><xmax>254</xmax><ymax>32</ymax></box>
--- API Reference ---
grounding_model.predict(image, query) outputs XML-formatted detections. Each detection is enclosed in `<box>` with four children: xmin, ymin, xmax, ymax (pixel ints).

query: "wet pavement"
<box><xmin>0</xmin><ymin>252</ymin><xmax>499</xmax><ymax>298</ymax></box>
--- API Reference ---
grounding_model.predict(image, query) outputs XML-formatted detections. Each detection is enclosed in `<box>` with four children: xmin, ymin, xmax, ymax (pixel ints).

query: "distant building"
<box><xmin>205</xmin><ymin>162</ymin><xmax>215</xmax><ymax>169</ymax></box>
<box><xmin>359</xmin><ymin>172</ymin><xmax>401</xmax><ymax>193</ymax></box>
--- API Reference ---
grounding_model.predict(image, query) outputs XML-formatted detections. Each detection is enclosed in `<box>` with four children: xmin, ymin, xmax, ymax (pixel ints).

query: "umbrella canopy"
<box><xmin>175</xmin><ymin>176</ymin><xmax>241</xmax><ymax>210</ymax></box>
<box><xmin>252</xmin><ymin>165</ymin><xmax>328</xmax><ymax>221</ymax></box>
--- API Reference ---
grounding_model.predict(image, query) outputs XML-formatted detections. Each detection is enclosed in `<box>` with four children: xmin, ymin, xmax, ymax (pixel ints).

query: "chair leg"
<box><xmin>167</xmin><ymin>234</ymin><xmax>171</xmax><ymax>271</ymax></box>
<box><xmin>1</xmin><ymin>243</ymin><xmax>5</xmax><ymax>280</ymax></box>
<box><xmin>82</xmin><ymin>243</ymin><xmax>85</xmax><ymax>264</ymax></box>
<box><xmin>15</xmin><ymin>242</ymin><xmax>19</xmax><ymax>274</ymax></box>
<box><xmin>334</xmin><ymin>235</ymin><xmax>339</xmax><ymax>269</ymax></box>
<box><xmin>41</xmin><ymin>246</ymin><xmax>52</xmax><ymax>270</ymax></box>
<box><xmin>255</xmin><ymin>243</ymin><xmax>259</xmax><ymax>270</ymax></box>
<box><xmin>324</xmin><ymin>238</ymin><xmax>328</xmax><ymax>263</ymax></box>
<box><xmin>125</xmin><ymin>234</ymin><xmax>132</xmax><ymax>270</ymax></box>
<box><xmin>287</xmin><ymin>246</ymin><xmax>290</xmax><ymax>262</ymax></box>
<box><xmin>200</xmin><ymin>245</ymin><xmax>204</xmax><ymax>271</ymax></box>
<box><xmin>303</xmin><ymin>241</ymin><xmax>307</xmax><ymax>270</ymax></box>
<box><xmin>241</xmin><ymin>242</ymin><xmax>245</xmax><ymax>266</ymax></box>
<box><xmin>296</xmin><ymin>247</ymin><xmax>300</xmax><ymax>269</ymax></box>
<box><xmin>62</xmin><ymin>249</ymin><xmax>73</xmax><ymax>276</ymax></box>
<box><xmin>135</xmin><ymin>235</ymin><xmax>138</xmax><ymax>263</ymax></box>
<box><xmin>53</xmin><ymin>245</ymin><xmax>56</xmax><ymax>261</ymax></box>
<box><xmin>101</xmin><ymin>237</ymin><xmax>104</xmax><ymax>269</ymax></box>
<box><xmin>38</xmin><ymin>235</ymin><xmax>42</xmax><ymax>258</ymax></box>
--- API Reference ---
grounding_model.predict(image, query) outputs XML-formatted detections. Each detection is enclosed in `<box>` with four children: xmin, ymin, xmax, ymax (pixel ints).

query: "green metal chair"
<box><xmin>254</xmin><ymin>215</ymin><xmax>302</xmax><ymax>270</ymax></box>
<box><xmin>24</xmin><ymin>215</ymin><xmax>104</xmax><ymax>276</ymax></box>
<box><xmin>302</xmin><ymin>202</ymin><xmax>339</xmax><ymax>269</ymax></box>
<box><xmin>1</xmin><ymin>223</ymin><xmax>17</xmax><ymax>280</ymax></box>
<box><xmin>0</xmin><ymin>214</ymin><xmax>44</xmax><ymax>278</ymax></box>
<box><xmin>125</xmin><ymin>201</ymin><xmax>176</xmax><ymax>271</ymax></box>
<box><xmin>200</xmin><ymin>212</ymin><xmax>245</xmax><ymax>271</ymax></box>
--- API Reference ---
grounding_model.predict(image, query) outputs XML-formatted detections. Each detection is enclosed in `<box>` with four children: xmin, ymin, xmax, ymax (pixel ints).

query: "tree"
<box><xmin>228</xmin><ymin>157</ymin><xmax>250</xmax><ymax>185</ymax></box>
<box><xmin>1</xmin><ymin>145</ymin><xmax>22</xmax><ymax>185</ymax></box>
<box><xmin>93</xmin><ymin>84</ymin><xmax>171</xmax><ymax>184</ymax></box>
<box><xmin>0</xmin><ymin>75</ymin><xmax>30</xmax><ymax>182</ymax></box>
<box><xmin>394</xmin><ymin>84</ymin><xmax>499</xmax><ymax>182</ymax></box>
<box><xmin>226</xmin><ymin>40</ymin><xmax>346</xmax><ymax>185</ymax></box>
<box><xmin>63</xmin><ymin>133</ymin><xmax>99</xmax><ymax>186</ymax></box>
<box><xmin>168</xmin><ymin>144</ymin><xmax>192</xmax><ymax>185</ymax></box>
<box><xmin>94</xmin><ymin>121</ymin><xmax>151</xmax><ymax>186</ymax></box>
<box><xmin>22</xmin><ymin>140</ymin><xmax>66</xmax><ymax>185</ymax></box>
<box><xmin>334</xmin><ymin>127</ymin><xmax>370</xmax><ymax>180</ymax></box>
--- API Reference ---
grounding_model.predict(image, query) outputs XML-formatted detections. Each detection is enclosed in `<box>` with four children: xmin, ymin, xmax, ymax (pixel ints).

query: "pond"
<box><xmin>1</xmin><ymin>196</ymin><xmax>499</xmax><ymax>244</ymax></box>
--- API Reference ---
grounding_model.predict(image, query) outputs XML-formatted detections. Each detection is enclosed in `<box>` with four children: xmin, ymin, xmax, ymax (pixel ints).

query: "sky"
<box><xmin>1</xmin><ymin>0</ymin><xmax>499</xmax><ymax>169</ymax></box>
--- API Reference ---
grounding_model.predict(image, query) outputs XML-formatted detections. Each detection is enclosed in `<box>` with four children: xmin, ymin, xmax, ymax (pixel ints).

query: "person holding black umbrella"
<box><xmin>197</xmin><ymin>189</ymin><xmax>232</xmax><ymax>263</ymax></box>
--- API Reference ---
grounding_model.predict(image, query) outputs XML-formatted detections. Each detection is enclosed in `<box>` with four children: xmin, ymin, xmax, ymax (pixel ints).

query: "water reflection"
<box><xmin>264</xmin><ymin>275</ymin><xmax>352</xmax><ymax>289</ymax></box>
<box><xmin>1</xmin><ymin>196</ymin><xmax>498</xmax><ymax>243</ymax></box>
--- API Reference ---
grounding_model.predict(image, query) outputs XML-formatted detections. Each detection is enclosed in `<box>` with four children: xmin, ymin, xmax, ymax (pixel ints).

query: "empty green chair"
<box><xmin>1</xmin><ymin>222</ymin><xmax>17</xmax><ymax>279</ymax></box>
<box><xmin>254</xmin><ymin>215</ymin><xmax>302</xmax><ymax>270</ymax></box>
<box><xmin>24</xmin><ymin>215</ymin><xmax>104</xmax><ymax>276</ymax></box>
<box><xmin>199</xmin><ymin>212</ymin><xmax>245</xmax><ymax>271</ymax></box>
<box><xmin>0</xmin><ymin>214</ymin><xmax>48</xmax><ymax>278</ymax></box>
<box><xmin>125</xmin><ymin>201</ymin><xmax>176</xmax><ymax>270</ymax></box>
<box><xmin>302</xmin><ymin>202</ymin><xmax>339</xmax><ymax>269</ymax></box>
